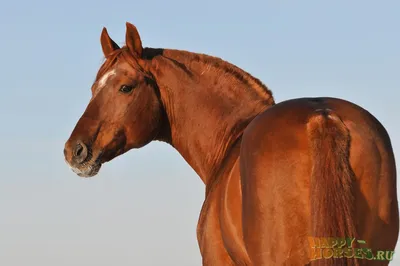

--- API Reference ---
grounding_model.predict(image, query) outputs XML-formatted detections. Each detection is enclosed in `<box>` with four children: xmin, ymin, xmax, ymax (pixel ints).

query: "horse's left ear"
<box><xmin>125</xmin><ymin>22</ymin><xmax>143</xmax><ymax>58</ymax></box>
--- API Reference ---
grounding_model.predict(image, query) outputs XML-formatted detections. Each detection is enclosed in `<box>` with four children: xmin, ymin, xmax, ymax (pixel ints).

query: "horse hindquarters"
<box><xmin>240</xmin><ymin>98</ymin><xmax>398</xmax><ymax>265</ymax></box>
<box><xmin>240</xmin><ymin>108</ymin><xmax>360</xmax><ymax>265</ymax></box>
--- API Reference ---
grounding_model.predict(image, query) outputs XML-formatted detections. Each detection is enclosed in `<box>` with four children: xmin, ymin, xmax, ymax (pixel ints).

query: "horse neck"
<box><xmin>149</xmin><ymin>49</ymin><xmax>274</xmax><ymax>185</ymax></box>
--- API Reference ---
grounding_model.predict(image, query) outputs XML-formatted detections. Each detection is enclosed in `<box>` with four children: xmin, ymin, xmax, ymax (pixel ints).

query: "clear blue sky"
<box><xmin>0</xmin><ymin>0</ymin><xmax>399</xmax><ymax>265</ymax></box>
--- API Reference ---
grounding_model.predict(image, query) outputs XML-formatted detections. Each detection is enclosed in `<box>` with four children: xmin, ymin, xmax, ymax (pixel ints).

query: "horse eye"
<box><xmin>119</xmin><ymin>85</ymin><xmax>134</xmax><ymax>94</ymax></box>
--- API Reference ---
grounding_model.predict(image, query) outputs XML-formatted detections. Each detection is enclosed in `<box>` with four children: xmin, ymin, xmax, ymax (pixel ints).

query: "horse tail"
<box><xmin>307</xmin><ymin>109</ymin><xmax>360</xmax><ymax>266</ymax></box>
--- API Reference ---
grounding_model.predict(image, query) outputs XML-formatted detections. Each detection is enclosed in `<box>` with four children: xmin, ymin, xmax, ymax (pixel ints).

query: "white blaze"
<box><xmin>92</xmin><ymin>69</ymin><xmax>117</xmax><ymax>98</ymax></box>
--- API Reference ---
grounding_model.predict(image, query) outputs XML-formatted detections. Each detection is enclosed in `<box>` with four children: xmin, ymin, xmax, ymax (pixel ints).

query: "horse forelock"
<box><xmin>95</xmin><ymin>47</ymin><xmax>145</xmax><ymax>83</ymax></box>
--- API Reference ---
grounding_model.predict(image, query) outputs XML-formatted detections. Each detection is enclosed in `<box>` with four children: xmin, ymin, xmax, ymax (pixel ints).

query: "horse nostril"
<box><xmin>75</xmin><ymin>144</ymin><xmax>83</xmax><ymax>156</ymax></box>
<box><xmin>73</xmin><ymin>142</ymin><xmax>88</xmax><ymax>164</ymax></box>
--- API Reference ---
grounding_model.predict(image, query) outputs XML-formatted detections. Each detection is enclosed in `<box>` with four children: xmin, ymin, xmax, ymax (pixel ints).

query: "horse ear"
<box><xmin>125</xmin><ymin>22</ymin><xmax>143</xmax><ymax>58</ymax></box>
<box><xmin>100</xmin><ymin>27</ymin><xmax>120</xmax><ymax>57</ymax></box>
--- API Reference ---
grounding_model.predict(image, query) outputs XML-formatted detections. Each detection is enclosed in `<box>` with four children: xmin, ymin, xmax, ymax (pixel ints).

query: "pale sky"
<box><xmin>0</xmin><ymin>0</ymin><xmax>399</xmax><ymax>265</ymax></box>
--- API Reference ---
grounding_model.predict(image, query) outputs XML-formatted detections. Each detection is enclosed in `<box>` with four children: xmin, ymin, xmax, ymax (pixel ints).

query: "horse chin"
<box><xmin>70</xmin><ymin>162</ymin><xmax>102</xmax><ymax>178</ymax></box>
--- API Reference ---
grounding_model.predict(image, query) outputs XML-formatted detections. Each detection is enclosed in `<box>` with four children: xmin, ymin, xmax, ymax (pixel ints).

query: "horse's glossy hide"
<box><xmin>198</xmin><ymin>97</ymin><xmax>398</xmax><ymax>265</ymax></box>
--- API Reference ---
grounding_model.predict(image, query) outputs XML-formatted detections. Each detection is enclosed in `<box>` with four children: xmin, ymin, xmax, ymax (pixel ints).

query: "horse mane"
<box><xmin>95</xmin><ymin>46</ymin><xmax>275</xmax><ymax>105</ymax></box>
<box><xmin>161</xmin><ymin>49</ymin><xmax>274</xmax><ymax>103</ymax></box>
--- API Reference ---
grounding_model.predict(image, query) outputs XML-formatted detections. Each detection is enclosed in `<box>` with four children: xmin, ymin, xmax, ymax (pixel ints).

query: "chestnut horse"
<box><xmin>64</xmin><ymin>23</ymin><xmax>399</xmax><ymax>265</ymax></box>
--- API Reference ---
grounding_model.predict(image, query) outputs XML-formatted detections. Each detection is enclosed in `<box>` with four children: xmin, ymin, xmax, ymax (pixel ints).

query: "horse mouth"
<box><xmin>65</xmin><ymin>152</ymin><xmax>103</xmax><ymax>178</ymax></box>
<box><xmin>70</xmin><ymin>162</ymin><xmax>102</xmax><ymax>178</ymax></box>
<box><xmin>64</xmin><ymin>134</ymin><xmax>126</xmax><ymax>178</ymax></box>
